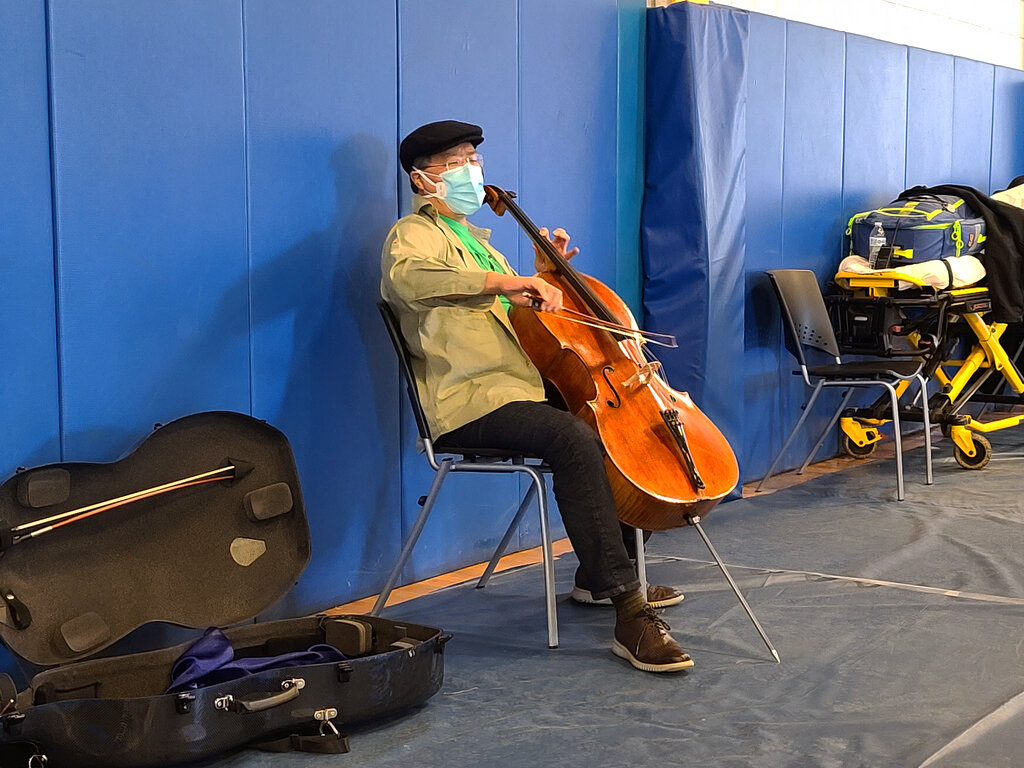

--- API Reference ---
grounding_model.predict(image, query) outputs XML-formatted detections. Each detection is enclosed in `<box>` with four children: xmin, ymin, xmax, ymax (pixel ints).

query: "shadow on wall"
<box><xmin>258</xmin><ymin>133</ymin><xmax>400</xmax><ymax>619</ymax></box>
<box><xmin>745</xmin><ymin>273</ymin><xmax>780</xmax><ymax>353</ymax></box>
<box><xmin>85</xmin><ymin>134</ymin><xmax>399</xmax><ymax>627</ymax></box>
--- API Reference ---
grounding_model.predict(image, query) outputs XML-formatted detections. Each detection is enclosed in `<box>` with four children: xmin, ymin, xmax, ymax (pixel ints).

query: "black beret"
<box><xmin>400</xmin><ymin>120</ymin><xmax>484</xmax><ymax>174</ymax></box>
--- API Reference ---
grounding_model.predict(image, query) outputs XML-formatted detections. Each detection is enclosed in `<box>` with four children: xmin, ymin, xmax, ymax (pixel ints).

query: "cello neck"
<box><xmin>482</xmin><ymin>184</ymin><xmax>621</xmax><ymax>326</ymax></box>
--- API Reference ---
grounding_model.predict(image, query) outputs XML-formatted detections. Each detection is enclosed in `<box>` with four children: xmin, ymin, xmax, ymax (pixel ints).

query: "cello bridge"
<box><xmin>621</xmin><ymin>361</ymin><xmax>661</xmax><ymax>389</ymax></box>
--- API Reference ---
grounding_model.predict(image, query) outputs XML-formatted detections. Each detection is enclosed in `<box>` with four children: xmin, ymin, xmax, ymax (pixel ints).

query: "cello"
<box><xmin>483</xmin><ymin>185</ymin><xmax>739</xmax><ymax>531</ymax></box>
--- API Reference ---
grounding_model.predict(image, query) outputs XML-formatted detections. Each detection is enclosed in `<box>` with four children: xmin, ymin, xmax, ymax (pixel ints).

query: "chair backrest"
<box><xmin>765</xmin><ymin>269</ymin><xmax>842</xmax><ymax>365</ymax></box>
<box><xmin>377</xmin><ymin>300</ymin><xmax>433</xmax><ymax>443</ymax></box>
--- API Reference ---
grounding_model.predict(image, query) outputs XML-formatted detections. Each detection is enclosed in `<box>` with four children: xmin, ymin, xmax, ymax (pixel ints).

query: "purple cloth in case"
<box><xmin>166</xmin><ymin>627</ymin><xmax>347</xmax><ymax>694</ymax></box>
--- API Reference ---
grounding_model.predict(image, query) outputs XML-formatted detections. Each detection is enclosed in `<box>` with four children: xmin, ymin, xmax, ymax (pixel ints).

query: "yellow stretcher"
<box><xmin>829</xmin><ymin>267</ymin><xmax>1024</xmax><ymax>469</ymax></box>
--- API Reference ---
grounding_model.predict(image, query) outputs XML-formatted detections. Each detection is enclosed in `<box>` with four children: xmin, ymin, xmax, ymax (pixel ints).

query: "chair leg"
<box><xmin>524</xmin><ymin>467</ymin><xmax>558</xmax><ymax>649</ymax></box>
<box><xmin>756</xmin><ymin>381</ymin><xmax>826</xmax><ymax>492</ymax></box>
<box><xmin>883</xmin><ymin>382</ymin><xmax>905</xmax><ymax>501</ymax></box>
<box><xmin>477</xmin><ymin>481</ymin><xmax>540</xmax><ymax>589</ymax></box>
<box><xmin>635</xmin><ymin>528</ymin><xmax>648</xmax><ymax>598</ymax></box>
<box><xmin>798</xmin><ymin>387</ymin><xmax>856</xmax><ymax>474</ymax></box>
<box><xmin>917</xmin><ymin>373</ymin><xmax>934</xmax><ymax>485</ymax></box>
<box><xmin>370</xmin><ymin>458</ymin><xmax>454</xmax><ymax>616</ymax></box>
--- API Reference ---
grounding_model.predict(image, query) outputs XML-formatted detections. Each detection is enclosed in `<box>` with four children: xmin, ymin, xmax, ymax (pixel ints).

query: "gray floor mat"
<box><xmin>211</xmin><ymin>430</ymin><xmax>1024</xmax><ymax>767</ymax></box>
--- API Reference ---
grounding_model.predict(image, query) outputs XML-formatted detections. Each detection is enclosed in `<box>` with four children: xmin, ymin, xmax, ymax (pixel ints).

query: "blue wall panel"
<box><xmin>0</xmin><ymin>0</ymin><xmax>637</xmax><ymax>677</ymax></box>
<box><xmin>742</xmin><ymin>13</ymin><xmax>786</xmax><ymax>478</ymax></box>
<box><xmin>697</xmin><ymin>6</ymin><xmax>748</xmax><ymax>481</ymax></box>
<box><xmin>0</xmin><ymin>0</ymin><xmax>60</xmax><ymax>476</ymax></box>
<box><xmin>521</xmin><ymin>0</ymin><xmax>619</xmax><ymax>285</ymax></box>
<box><xmin>991</xmin><ymin>66</ymin><xmax>1024</xmax><ymax>190</ymax></box>
<box><xmin>906</xmin><ymin>48</ymin><xmax>954</xmax><ymax>188</ymax></box>
<box><xmin>952</xmin><ymin>58</ymin><xmax>994</xmax><ymax>191</ymax></box>
<box><xmin>48</xmin><ymin>0</ymin><xmax>250</xmax><ymax>461</ymax></box>
<box><xmin>397</xmin><ymin>0</ymin><xmax>525</xmax><ymax>581</ymax></box>
<box><xmin>242</xmin><ymin>0</ymin><xmax>400</xmax><ymax>616</ymax></box>
<box><xmin>0</xmin><ymin>0</ymin><xmax>642</xmax><ymax>638</ymax></box>
<box><xmin>518</xmin><ymin>0</ymin><xmax>619</xmax><ymax>546</ymax></box>
<box><xmin>616</xmin><ymin>0</ymin><xmax>648</xmax><ymax>314</ymax></box>
<box><xmin>778</xmin><ymin>22</ymin><xmax>846</xmax><ymax>467</ymax></box>
<box><xmin>842</xmin><ymin>35</ymin><xmax>907</xmax><ymax>215</ymax></box>
<box><xmin>782</xmin><ymin>23</ymin><xmax>846</xmax><ymax>271</ymax></box>
<box><xmin>700</xmin><ymin>9</ymin><xmax>1020</xmax><ymax>481</ymax></box>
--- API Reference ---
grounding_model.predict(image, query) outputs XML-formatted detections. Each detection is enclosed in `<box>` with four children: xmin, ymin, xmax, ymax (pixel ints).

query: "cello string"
<box><xmin>555</xmin><ymin>307</ymin><xmax>679</xmax><ymax>347</ymax></box>
<box><xmin>523</xmin><ymin>295</ymin><xmax>678</xmax><ymax>348</ymax></box>
<box><xmin>488</xmin><ymin>183</ymin><xmax>738</xmax><ymax>513</ymax></box>
<box><xmin>489</xmin><ymin>184</ymin><xmax>677</xmax><ymax>346</ymax></box>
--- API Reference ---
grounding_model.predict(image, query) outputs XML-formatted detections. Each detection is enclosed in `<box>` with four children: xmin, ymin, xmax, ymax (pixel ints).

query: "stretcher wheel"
<box><xmin>841</xmin><ymin>434</ymin><xmax>878</xmax><ymax>459</ymax></box>
<box><xmin>953</xmin><ymin>434</ymin><xmax>991</xmax><ymax>470</ymax></box>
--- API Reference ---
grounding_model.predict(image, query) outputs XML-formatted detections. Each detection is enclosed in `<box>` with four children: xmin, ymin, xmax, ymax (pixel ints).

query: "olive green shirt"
<box><xmin>380</xmin><ymin>196</ymin><xmax>545</xmax><ymax>438</ymax></box>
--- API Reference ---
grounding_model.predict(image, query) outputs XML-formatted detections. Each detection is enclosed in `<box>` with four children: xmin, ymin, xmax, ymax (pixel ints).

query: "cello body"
<box><xmin>510</xmin><ymin>271</ymin><xmax>739</xmax><ymax>531</ymax></box>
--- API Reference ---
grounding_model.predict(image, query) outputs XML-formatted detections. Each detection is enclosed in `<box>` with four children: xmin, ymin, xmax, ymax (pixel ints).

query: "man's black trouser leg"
<box><xmin>437</xmin><ymin>401</ymin><xmax>640</xmax><ymax>601</ymax></box>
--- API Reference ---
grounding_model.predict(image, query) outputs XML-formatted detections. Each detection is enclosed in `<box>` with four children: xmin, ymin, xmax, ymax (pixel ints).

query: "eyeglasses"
<box><xmin>423</xmin><ymin>153</ymin><xmax>484</xmax><ymax>171</ymax></box>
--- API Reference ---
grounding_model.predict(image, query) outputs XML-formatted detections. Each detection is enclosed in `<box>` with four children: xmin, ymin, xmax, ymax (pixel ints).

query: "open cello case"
<box><xmin>0</xmin><ymin>411</ymin><xmax>447</xmax><ymax>766</ymax></box>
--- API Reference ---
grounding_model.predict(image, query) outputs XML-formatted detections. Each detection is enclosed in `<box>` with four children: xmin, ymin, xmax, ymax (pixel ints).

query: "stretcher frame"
<box><xmin>829</xmin><ymin>267</ymin><xmax>1024</xmax><ymax>468</ymax></box>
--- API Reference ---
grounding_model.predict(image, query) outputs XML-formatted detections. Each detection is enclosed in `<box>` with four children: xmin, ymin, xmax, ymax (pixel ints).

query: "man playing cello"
<box><xmin>380</xmin><ymin>120</ymin><xmax>691</xmax><ymax>672</ymax></box>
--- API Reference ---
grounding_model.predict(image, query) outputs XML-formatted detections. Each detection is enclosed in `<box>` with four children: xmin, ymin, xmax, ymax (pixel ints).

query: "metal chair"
<box><xmin>372</xmin><ymin>301</ymin><xmax>561</xmax><ymax>647</ymax></box>
<box><xmin>757</xmin><ymin>269</ymin><xmax>933</xmax><ymax>501</ymax></box>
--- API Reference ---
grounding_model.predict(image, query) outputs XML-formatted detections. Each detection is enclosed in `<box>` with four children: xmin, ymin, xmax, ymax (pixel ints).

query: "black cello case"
<box><xmin>0</xmin><ymin>412</ymin><xmax>447</xmax><ymax>766</ymax></box>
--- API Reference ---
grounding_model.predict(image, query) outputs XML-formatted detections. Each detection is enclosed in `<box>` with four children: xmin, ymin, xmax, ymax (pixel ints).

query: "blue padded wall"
<box><xmin>48</xmin><ymin>0</ymin><xmax>251</xmax><ymax>460</ymax></box>
<box><xmin>520</xmin><ymin>0</ymin><xmax>619</xmax><ymax>287</ymax></box>
<box><xmin>642</xmin><ymin>4</ymin><xmax>748</xmax><ymax>483</ymax></box>
<box><xmin>843</xmin><ymin>35</ymin><xmax>908</xmax><ymax>215</ymax></box>
<box><xmin>392</xmin><ymin>0</ymin><xmax>638</xmax><ymax>581</ymax></box>
<box><xmin>776</xmin><ymin>21</ymin><xmax>847</xmax><ymax>471</ymax></box>
<box><xmin>242</xmin><ymin>0</ymin><xmax>400</xmax><ymax>615</ymax></box>
<box><xmin>0</xmin><ymin>1</ymin><xmax>641</xmax><ymax>681</ymax></box>
<box><xmin>644</xmin><ymin>3</ymin><xmax>1024</xmax><ymax>482</ymax></box>
<box><xmin>0</xmin><ymin>0</ymin><xmax>60</xmax><ymax>476</ymax></box>
<box><xmin>396</xmin><ymin>0</ymin><xmax>526</xmax><ymax>582</ymax></box>
<box><xmin>617</xmin><ymin>1</ymin><xmax>648</xmax><ymax>313</ymax></box>
<box><xmin>643</xmin><ymin>7</ymin><xmax>713</xmax><ymax>423</ymax></box>
<box><xmin>742</xmin><ymin>13</ymin><xmax>787</xmax><ymax>475</ymax></box>
<box><xmin>952</xmin><ymin>58</ymin><xmax>995</xmax><ymax>193</ymax></box>
<box><xmin>992</xmin><ymin>66</ymin><xmax>1024</xmax><ymax>189</ymax></box>
<box><xmin>780</xmin><ymin>23</ymin><xmax>846</xmax><ymax>272</ymax></box>
<box><xmin>519</xmin><ymin>0</ymin><xmax>621</xmax><ymax>545</ymax></box>
<box><xmin>906</xmin><ymin>49</ymin><xmax>954</xmax><ymax>187</ymax></box>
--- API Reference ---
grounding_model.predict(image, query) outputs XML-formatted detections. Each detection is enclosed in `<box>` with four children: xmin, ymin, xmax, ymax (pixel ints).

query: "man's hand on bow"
<box><xmin>484</xmin><ymin>273</ymin><xmax>563</xmax><ymax>313</ymax></box>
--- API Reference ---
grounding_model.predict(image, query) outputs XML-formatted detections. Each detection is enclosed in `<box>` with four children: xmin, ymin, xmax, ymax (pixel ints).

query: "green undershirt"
<box><xmin>441</xmin><ymin>215</ymin><xmax>511</xmax><ymax>313</ymax></box>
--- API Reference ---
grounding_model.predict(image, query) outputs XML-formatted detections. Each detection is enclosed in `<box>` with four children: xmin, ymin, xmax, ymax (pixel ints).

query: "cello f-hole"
<box><xmin>601</xmin><ymin>366</ymin><xmax>621</xmax><ymax>408</ymax></box>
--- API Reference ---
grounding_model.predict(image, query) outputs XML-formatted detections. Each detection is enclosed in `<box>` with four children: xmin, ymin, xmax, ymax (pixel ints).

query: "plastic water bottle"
<box><xmin>867</xmin><ymin>221</ymin><xmax>886</xmax><ymax>269</ymax></box>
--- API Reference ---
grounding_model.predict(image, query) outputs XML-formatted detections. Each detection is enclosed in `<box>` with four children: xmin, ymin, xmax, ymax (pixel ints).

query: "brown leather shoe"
<box><xmin>613</xmin><ymin>606</ymin><xmax>694</xmax><ymax>672</ymax></box>
<box><xmin>571</xmin><ymin>583</ymin><xmax>685</xmax><ymax>608</ymax></box>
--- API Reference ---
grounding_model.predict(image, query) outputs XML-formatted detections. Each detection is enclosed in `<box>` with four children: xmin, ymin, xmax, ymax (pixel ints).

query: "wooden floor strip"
<box><xmin>328</xmin><ymin>539</ymin><xmax>575</xmax><ymax>615</ymax></box>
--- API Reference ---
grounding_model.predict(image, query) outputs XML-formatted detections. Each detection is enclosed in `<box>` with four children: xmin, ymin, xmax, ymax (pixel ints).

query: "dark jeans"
<box><xmin>436</xmin><ymin>401</ymin><xmax>641</xmax><ymax>601</ymax></box>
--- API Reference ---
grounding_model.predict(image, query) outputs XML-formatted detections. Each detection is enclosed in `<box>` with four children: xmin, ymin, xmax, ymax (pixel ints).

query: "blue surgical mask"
<box><xmin>417</xmin><ymin>162</ymin><xmax>485</xmax><ymax>215</ymax></box>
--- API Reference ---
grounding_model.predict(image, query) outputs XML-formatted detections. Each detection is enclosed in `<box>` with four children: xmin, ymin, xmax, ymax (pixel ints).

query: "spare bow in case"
<box><xmin>0</xmin><ymin>411</ymin><xmax>447</xmax><ymax>766</ymax></box>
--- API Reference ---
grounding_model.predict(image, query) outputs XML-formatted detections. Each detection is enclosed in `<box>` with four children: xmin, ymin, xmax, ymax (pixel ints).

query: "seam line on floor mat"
<box><xmin>658</xmin><ymin>555</ymin><xmax>1024</xmax><ymax>606</ymax></box>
